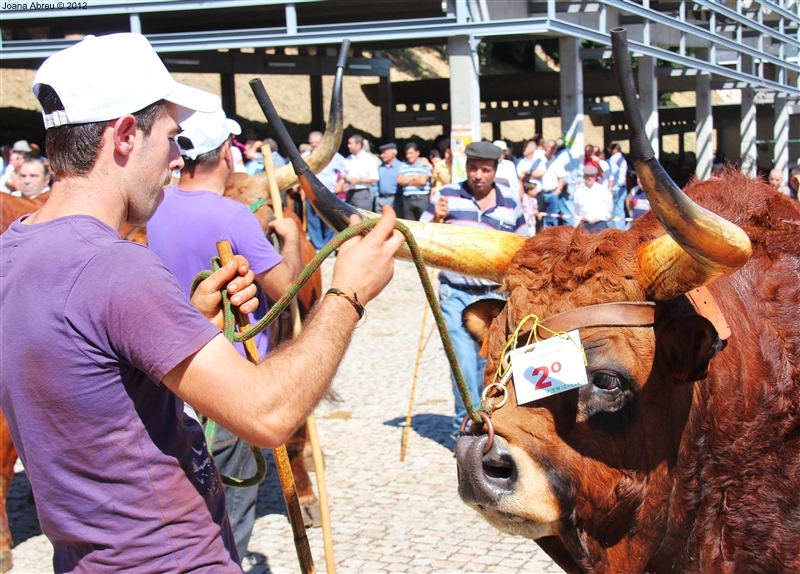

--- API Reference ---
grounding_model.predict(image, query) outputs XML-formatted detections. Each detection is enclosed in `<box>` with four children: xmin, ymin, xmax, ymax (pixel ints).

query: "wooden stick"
<box><xmin>263</xmin><ymin>146</ymin><xmax>337</xmax><ymax>573</ymax></box>
<box><xmin>216</xmin><ymin>240</ymin><xmax>316</xmax><ymax>574</ymax></box>
<box><xmin>400</xmin><ymin>300</ymin><xmax>429</xmax><ymax>462</ymax></box>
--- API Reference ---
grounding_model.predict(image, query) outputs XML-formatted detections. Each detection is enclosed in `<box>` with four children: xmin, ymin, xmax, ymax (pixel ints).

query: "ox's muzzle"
<box><xmin>456</xmin><ymin>434</ymin><xmax>561</xmax><ymax>539</ymax></box>
<box><xmin>456</xmin><ymin>435</ymin><xmax>517</xmax><ymax>507</ymax></box>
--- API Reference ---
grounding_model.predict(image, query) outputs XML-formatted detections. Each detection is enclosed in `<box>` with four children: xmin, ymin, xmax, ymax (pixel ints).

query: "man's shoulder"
<box><xmin>438</xmin><ymin>182</ymin><xmax>463</xmax><ymax>196</ymax></box>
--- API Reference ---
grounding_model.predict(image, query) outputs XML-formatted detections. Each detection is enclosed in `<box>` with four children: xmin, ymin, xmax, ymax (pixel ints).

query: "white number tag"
<box><xmin>509</xmin><ymin>330</ymin><xmax>589</xmax><ymax>405</ymax></box>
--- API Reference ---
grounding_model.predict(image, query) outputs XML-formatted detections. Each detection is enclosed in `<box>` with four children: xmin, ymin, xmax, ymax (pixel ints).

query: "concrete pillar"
<box><xmin>378</xmin><ymin>76</ymin><xmax>394</xmax><ymax>141</ymax></box>
<box><xmin>220</xmin><ymin>73</ymin><xmax>236</xmax><ymax>118</ymax></box>
<box><xmin>695</xmin><ymin>72</ymin><xmax>713</xmax><ymax>180</ymax></box>
<box><xmin>448</xmin><ymin>35</ymin><xmax>481</xmax><ymax>140</ymax></box>
<box><xmin>559</xmin><ymin>36</ymin><xmax>584</xmax><ymax>154</ymax></box>
<box><xmin>740</xmin><ymin>87</ymin><xmax>757</xmax><ymax>176</ymax></box>
<box><xmin>740</xmin><ymin>57</ymin><xmax>757</xmax><ymax>177</ymax></box>
<box><xmin>492</xmin><ymin>121</ymin><xmax>501</xmax><ymax>141</ymax></box>
<box><xmin>310</xmin><ymin>75</ymin><xmax>324</xmax><ymax>132</ymax></box>
<box><xmin>773</xmin><ymin>94</ymin><xmax>788</xmax><ymax>173</ymax></box>
<box><xmin>638</xmin><ymin>56</ymin><xmax>659</xmax><ymax>159</ymax></box>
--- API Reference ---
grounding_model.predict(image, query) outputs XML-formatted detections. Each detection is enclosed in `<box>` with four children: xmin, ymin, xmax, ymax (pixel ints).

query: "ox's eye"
<box><xmin>593</xmin><ymin>372</ymin><xmax>622</xmax><ymax>392</ymax></box>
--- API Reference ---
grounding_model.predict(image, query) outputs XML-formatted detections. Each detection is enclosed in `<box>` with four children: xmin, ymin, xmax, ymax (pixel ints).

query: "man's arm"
<box><xmin>397</xmin><ymin>173</ymin><xmax>430</xmax><ymax>187</ymax></box>
<box><xmin>255</xmin><ymin>218</ymin><xmax>303</xmax><ymax>301</ymax></box>
<box><xmin>163</xmin><ymin>208</ymin><xmax>405</xmax><ymax>448</ymax></box>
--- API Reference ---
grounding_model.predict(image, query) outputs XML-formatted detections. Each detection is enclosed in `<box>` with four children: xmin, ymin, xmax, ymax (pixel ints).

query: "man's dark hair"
<box><xmin>179</xmin><ymin>138</ymin><xmax>228</xmax><ymax>177</ymax></box>
<box><xmin>405</xmin><ymin>142</ymin><xmax>419</xmax><ymax>152</ymax></box>
<box><xmin>37</xmin><ymin>84</ymin><xmax>170</xmax><ymax>179</ymax></box>
<box><xmin>610</xmin><ymin>143</ymin><xmax>622</xmax><ymax>153</ymax></box>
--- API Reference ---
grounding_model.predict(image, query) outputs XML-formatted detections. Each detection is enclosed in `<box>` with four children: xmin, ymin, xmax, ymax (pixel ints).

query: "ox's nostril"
<box><xmin>481</xmin><ymin>442</ymin><xmax>517</xmax><ymax>492</ymax></box>
<box><xmin>483</xmin><ymin>460</ymin><xmax>514</xmax><ymax>480</ymax></box>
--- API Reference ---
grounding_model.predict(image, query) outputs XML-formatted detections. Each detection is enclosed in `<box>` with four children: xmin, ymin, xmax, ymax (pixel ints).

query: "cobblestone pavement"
<box><xmin>7</xmin><ymin>259</ymin><xmax>563</xmax><ymax>574</ymax></box>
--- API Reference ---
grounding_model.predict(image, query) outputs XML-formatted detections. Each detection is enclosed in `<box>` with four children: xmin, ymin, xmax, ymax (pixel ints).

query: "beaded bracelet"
<box><xmin>325</xmin><ymin>288</ymin><xmax>365</xmax><ymax>320</ymax></box>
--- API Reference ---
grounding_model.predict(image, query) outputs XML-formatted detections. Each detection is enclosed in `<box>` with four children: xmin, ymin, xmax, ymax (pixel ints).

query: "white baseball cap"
<box><xmin>492</xmin><ymin>140</ymin><xmax>508</xmax><ymax>152</ymax></box>
<box><xmin>177</xmin><ymin>108</ymin><xmax>242</xmax><ymax>160</ymax></box>
<box><xmin>33</xmin><ymin>33</ymin><xmax>220</xmax><ymax>129</ymax></box>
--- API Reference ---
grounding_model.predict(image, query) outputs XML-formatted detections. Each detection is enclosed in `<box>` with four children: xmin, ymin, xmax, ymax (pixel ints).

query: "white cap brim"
<box><xmin>165</xmin><ymin>82</ymin><xmax>221</xmax><ymax>123</ymax></box>
<box><xmin>225</xmin><ymin>118</ymin><xmax>242</xmax><ymax>137</ymax></box>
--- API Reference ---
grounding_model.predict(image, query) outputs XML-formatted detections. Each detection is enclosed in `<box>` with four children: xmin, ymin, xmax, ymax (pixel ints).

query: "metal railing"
<box><xmin>0</xmin><ymin>0</ymin><xmax>797</xmax><ymax>97</ymax></box>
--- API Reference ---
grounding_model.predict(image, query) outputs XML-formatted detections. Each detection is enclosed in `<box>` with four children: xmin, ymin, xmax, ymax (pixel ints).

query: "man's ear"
<box><xmin>110</xmin><ymin>115</ymin><xmax>138</xmax><ymax>156</ymax></box>
<box><xmin>221</xmin><ymin>139</ymin><xmax>234</xmax><ymax>170</ymax></box>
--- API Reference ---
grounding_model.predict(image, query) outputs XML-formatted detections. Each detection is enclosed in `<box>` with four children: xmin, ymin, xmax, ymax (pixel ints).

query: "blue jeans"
<box><xmin>213</xmin><ymin>426</ymin><xmax>258</xmax><ymax>561</ymax></box>
<box><xmin>439</xmin><ymin>283</ymin><xmax>505</xmax><ymax>433</ymax></box>
<box><xmin>540</xmin><ymin>191</ymin><xmax>560</xmax><ymax>228</ymax></box>
<box><xmin>306</xmin><ymin>200</ymin><xmax>336</xmax><ymax>250</ymax></box>
<box><xmin>611</xmin><ymin>186</ymin><xmax>628</xmax><ymax>229</ymax></box>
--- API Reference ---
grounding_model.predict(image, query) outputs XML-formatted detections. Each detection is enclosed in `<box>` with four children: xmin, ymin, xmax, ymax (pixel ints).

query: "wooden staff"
<box><xmin>216</xmin><ymin>240</ymin><xmax>316</xmax><ymax>574</ymax></box>
<box><xmin>400</xmin><ymin>301</ymin><xmax>429</xmax><ymax>462</ymax></box>
<box><xmin>262</xmin><ymin>145</ymin><xmax>336</xmax><ymax>574</ymax></box>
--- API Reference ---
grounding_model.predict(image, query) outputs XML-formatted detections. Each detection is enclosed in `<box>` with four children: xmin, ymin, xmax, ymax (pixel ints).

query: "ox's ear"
<box><xmin>463</xmin><ymin>299</ymin><xmax>506</xmax><ymax>350</ymax></box>
<box><xmin>656</xmin><ymin>315</ymin><xmax>727</xmax><ymax>382</ymax></box>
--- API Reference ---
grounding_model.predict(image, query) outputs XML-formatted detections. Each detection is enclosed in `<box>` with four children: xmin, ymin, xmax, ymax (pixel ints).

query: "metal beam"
<box><xmin>548</xmin><ymin>19</ymin><xmax>800</xmax><ymax>96</ymax></box>
<box><xmin>0</xmin><ymin>0</ymin><xmax>322</xmax><ymax>20</ymax></box>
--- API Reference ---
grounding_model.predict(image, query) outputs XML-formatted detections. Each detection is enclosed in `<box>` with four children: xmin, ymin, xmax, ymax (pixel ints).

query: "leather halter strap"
<box><xmin>514</xmin><ymin>286</ymin><xmax>729</xmax><ymax>343</ymax></box>
<box><xmin>525</xmin><ymin>301</ymin><xmax>658</xmax><ymax>342</ymax></box>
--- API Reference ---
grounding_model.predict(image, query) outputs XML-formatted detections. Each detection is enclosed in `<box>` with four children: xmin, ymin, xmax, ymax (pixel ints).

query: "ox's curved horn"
<box><xmin>611</xmin><ymin>28</ymin><xmax>751</xmax><ymax>301</ymax></box>
<box><xmin>253</xmin><ymin>40</ymin><xmax>347</xmax><ymax>192</ymax></box>
<box><xmin>248</xmin><ymin>76</ymin><xmax>525</xmax><ymax>284</ymax></box>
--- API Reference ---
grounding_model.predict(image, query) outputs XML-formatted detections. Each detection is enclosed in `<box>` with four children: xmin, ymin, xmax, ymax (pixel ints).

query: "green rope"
<box><xmin>188</xmin><ymin>218</ymin><xmax>484</xmax><ymax>487</ymax></box>
<box><xmin>190</xmin><ymin>265</ymin><xmax>266</xmax><ymax>489</ymax></box>
<box><xmin>249</xmin><ymin>198</ymin><xmax>267</xmax><ymax>213</ymax></box>
<box><xmin>201</xmin><ymin>218</ymin><xmax>482</xmax><ymax>424</ymax></box>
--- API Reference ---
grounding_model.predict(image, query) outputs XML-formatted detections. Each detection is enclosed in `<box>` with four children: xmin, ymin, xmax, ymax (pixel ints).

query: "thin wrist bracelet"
<box><xmin>325</xmin><ymin>288</ymin><xmax>365</xmax><ymax>320</ymax></box>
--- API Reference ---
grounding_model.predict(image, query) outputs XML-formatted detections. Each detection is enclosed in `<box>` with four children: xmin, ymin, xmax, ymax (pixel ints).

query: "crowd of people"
<box><xmin>225</xmin><ymin>130</ymin><xmax>798</xmax><ymax>250</ymax></box>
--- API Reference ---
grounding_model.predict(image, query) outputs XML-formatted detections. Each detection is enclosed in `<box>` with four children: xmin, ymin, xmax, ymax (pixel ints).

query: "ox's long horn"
<box><xmin>262</xmin><ymin>40</ymin><xmax>348</xmax><ymax>192</ymax></box>
<box><xmin>610</xmin><ymin>28</ymin><xmax>751</xmax><ymax>301</ymax></box>
<box><xmin>249</xmin><ymin>75</ymin><xmax>524</xmax><ymax>284</ymax></box>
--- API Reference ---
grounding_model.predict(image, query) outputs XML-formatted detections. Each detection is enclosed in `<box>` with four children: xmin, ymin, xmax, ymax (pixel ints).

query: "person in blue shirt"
<box><xmin>397</xmin><ymin>142</ymin><xmax>432</xmax><ymax>220</ymax></box>
<box><xmin>376</xmin><ymin>142</ymin><xmax>401</xmax><ymax>211</ymax></box>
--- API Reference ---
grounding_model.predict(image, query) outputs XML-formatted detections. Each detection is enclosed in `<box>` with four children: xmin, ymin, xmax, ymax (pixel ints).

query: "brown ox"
<box><xmin>452</xmin><ymin>35</ymin><xmax>800</xmax><ymax>572</ymax></box>
<box><xmin>264</xmin><ymin>28</ymin><xmax>800</xmax><ymax>574</ymax></box>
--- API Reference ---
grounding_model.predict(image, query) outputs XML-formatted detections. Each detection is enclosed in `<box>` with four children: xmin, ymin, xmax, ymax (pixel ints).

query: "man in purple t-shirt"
<box><xmin>148</xmin><ymin>107</ymin><xmax>303</xmax><ymax>561</ymax></box>
<box><xmin>0</xmin><ymin>33</ymin><xmax>404</xmax><ymax>573</ymax></box>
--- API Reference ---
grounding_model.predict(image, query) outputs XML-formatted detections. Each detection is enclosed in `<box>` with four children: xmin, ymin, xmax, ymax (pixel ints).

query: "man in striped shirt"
<box><xmin>397</xmin><ymin>141</ymin><xmax>432</xmax><ymax>220</ymax></box>
<box><xmin>420</xmin><ymin>141</ymin><xmax>528</xmax><ymax>438</ymax></box>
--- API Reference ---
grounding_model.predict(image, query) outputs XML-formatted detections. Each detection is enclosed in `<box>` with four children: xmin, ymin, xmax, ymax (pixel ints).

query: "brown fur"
<box><xmin>466</xmin><ymin>172</ymin><xmax>800</xmax><ymax>573</ymax></box>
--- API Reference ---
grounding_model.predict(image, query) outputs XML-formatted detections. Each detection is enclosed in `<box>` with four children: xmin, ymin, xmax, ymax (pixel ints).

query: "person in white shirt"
<box><xmin>608</xmin><ymin>143</ymin><xmax>628</xmax><ymax>229</ymax></box>
<box><xmin>493</xmin><ymin>140</ymin><xmax>520</xmax><ymax>198</ymax></box>
<box><xmin>528</xmin><ymin>139</ymin><xmax>566</xmax><ymax>229</ymax></box>
<box><xmin>573</xmin><ymin>164</ymin><xmax>613</xmax><ymax>232</ymax></box>
<box><xmin>343</xmin><ymin>134</ymin><xmax>378</xmax><ymax>210</ymax></box>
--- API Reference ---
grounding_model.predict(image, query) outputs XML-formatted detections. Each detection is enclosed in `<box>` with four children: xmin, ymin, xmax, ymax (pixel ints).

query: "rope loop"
<box><xmin>188</xmin><ymin>216</ymin><xmax>484</xmax><ymax>482</ymax></box>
